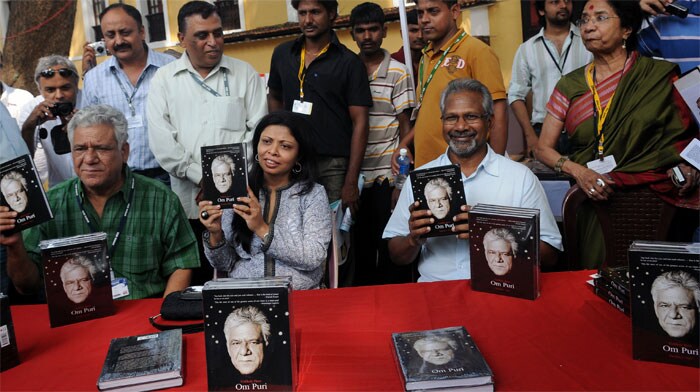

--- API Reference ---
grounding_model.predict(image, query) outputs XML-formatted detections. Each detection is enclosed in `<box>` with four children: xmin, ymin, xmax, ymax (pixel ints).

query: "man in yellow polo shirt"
<box><xmin>404</xmin><ymin>0</ymin><xmax>507</xmax><ymax>167</ymax></box>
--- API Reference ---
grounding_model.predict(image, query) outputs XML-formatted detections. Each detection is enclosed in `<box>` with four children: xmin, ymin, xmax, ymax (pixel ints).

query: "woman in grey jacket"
<box><xmin>198</xmin><ymin>112</ymin><xmax>331</xmax><ymax>289</ymax></box>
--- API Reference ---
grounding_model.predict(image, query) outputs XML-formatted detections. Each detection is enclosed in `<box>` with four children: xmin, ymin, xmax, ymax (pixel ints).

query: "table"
<box><xmin>1</xmin><ymin>271</ymin><xmax>697</xmax><ymax>391</ymax></box>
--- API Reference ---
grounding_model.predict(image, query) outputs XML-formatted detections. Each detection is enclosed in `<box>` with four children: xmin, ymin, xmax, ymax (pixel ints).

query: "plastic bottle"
<box><xmin>395</xmin><ymin>148</ymin><xmax>410</xmax><ymax>190</ymax></box>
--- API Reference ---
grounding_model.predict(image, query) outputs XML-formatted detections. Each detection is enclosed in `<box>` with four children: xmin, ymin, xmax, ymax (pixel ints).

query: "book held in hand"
<box><xmin>97</xmin><ymin>329</ymin><xmax>183</xmax><ymax>391</ymax></box>
<box><xmin>39</xmin><ymin>232</ymin><xmax>115</xmax><ymax>328</ymax></box>
<box><xmin>409</xmin><ymin>164</ymin><xmax>466</xmax><ymax>238</ymax></box>
<box><xmin>468</xmin><ymin>204</ymin><xmax>540</xmax><ymax>300</ymax></box>
<box><xmin>203</xmin><ymin>276</ymin><xmax>294</xmax><ymax>391</ymax></box>
<box><xmin>0</xmin><ymin>154</ymin><xmax>53</xmax><ymax>234</ymax></box>
<box><xmin>392</xmin><ymin>326</ymin><xmax>493</xmax><ymax>391</ymax></box>
<box><xmin>629</xmin><ymin>241</ymin><xmax>700</xmax><ymax>368</ymax></box>
<box><xmin>201</xmin><ymin>143</ymin><xmax>248</xmax><ymax>208</ymax></box>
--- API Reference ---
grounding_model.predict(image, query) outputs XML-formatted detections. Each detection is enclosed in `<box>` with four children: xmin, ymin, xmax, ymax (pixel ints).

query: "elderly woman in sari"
<box><xmin>535</xmin><ymin>0</ymin><xmax>699</xmax><ymax>268</ymax></box>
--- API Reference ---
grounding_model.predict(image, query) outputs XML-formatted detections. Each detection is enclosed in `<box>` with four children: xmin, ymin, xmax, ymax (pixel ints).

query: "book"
<box><xmin>203</xmin><ymin>277</ymin><xmax>294</xmax><ymax>391</ymax></box>
<box><xmin>629</xmin><ymin>241</ymin><xmax>700</xmax><ymax>368</ymax></box>
<box><xmin>97</xmin><ymin>329</ymin><xmax>183</xmax><ymax>391</ymax></box>
<box><xmin>0</xmin><ymin>294</ymin><xmax>20</xmax><ymax>372</ymax></box>
<box><xmin>201</xmin><ymin>143</ymin><xmax>248</xmax><ymax>208</ymax></box>
<box><xmin>39</xmin><ymin>232</ymin><xmax>115</xmax><ymax>328</ymax></box>
<box><xmin>468</xmin><ymin>204</ymin><xmax>540</xmax><ymax>300</ymax></box>
<box><xmin>590</xmin><ymin>277</ymin><xmax>630</xmax><ymax>316</ymax></box>
<box><xmin>409</xmin><ymin>164</ymin><xmax>467</xmax><ymax>238</ymax></box>
<box><xmin>0</xmin><ymin>154</ymin><xmax>53</xmax><ymax>234</ymax></box>
<box><xmin>597</xmin><ymin>266</ymin><xmax>630</xmax><ymax>298</ymax></box>
<box><xmin>392</xmin><ymin>326</ymin><xmax>493</xmax><ymax>391</ymax></box>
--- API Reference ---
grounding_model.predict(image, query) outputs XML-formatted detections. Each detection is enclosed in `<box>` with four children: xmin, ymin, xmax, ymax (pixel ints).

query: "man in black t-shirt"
<box><xmin>267</xmin><ymin>0</ymin><xmax>372</xmax><ymax>214</ymax></box>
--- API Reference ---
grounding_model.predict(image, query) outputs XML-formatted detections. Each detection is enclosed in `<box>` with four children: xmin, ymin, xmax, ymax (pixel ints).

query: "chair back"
<box><xmin>561</xmin><ymin>184</ymin><xmax>677</xmax><ymax>269</ymax></box>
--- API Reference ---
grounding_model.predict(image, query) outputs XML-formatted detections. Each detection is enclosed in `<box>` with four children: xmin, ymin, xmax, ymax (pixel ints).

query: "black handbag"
<box><xmin>149</xmin><ymin>288</ymin><xmax>204</xmax><ymax>334</ymax></box>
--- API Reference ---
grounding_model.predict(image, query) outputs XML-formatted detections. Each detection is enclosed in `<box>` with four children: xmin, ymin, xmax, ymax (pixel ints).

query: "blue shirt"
<box><xmin>81</xmin><ymin>48</ymin><xmax>175</xmax><ymax>170</ymax></box>
<box><xmin>638</xmin><ymin>0</ymin><xmax>700</xmax><ymax>73</ymax></box>
<box><xmin>0</xmin><ymin>103</ymin><xmax>29</xmax><ymax>163</ymax></box>
<box><xmin>383</xmin><ymin>146</ymin><xmax>563</xmax><ymax>282</ymax></box>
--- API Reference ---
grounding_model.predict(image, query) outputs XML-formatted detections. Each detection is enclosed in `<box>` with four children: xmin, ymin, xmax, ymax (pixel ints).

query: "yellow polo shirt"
<box><xmin>414</xmin><ymin>29</ymin><xmax>506</xmax><ymax>167</ymax></box>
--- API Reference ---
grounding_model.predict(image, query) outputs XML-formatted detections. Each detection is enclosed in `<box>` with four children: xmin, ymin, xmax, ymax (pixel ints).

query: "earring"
<box><xmin>292</xmin><ymin>162</ymin><xmax>302</xmax><ymax>174</ymax></box>
<box><xmin>622</xmin><ymin>38</ymin><xmax>626</xmax><ymax>49</ymax></box>
<box><xmin>255</xmin><ymin>154</ymin><xmax>259</xmax><ymax>162</ymax></box>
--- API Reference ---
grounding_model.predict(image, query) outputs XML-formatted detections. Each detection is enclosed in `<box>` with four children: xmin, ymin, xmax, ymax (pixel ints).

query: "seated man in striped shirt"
<box><xmin>350</xmin><ymin>2</ymin><xmax>416</xmax><ymax>285</ymax></box>
<box><xmin>0</xmin><ymin>104</ymin><xmax>200</xmax><ymax>300</ymax></box>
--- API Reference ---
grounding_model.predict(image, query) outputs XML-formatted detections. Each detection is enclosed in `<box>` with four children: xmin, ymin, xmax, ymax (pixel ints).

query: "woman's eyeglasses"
<box><xmin>39</xmin><ymin>68</ymin><xmax>75</xmax><ymax>78</ymax></box>
<box><xmin>576</xmin><ymin>14</ymin><xmax>619</xmax><ymax>27</ymax></box>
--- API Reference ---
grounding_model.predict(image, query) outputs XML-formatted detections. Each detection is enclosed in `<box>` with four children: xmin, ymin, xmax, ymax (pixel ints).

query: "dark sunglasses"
<box><xmin>39</xmin><ymin>68</ymin><xmax>75</xmax><ymax>78</ymax></box>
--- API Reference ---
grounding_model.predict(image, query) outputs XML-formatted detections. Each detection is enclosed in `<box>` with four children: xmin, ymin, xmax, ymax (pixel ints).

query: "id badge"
<box><xmin>586</xmin><ymin>155</ymin><xmax>617</xmax><ymax>174</ymax></box>
<box><xmin>128</xmin><ymin>115</ymin><xmax>144</xmax><ymax>129</ymax></box>
<box><xmin>112</xmin><ymin>277</ymin><xmax>129</xmax><ymax>299</ymax></box>
<box><xmin>411</xmin><ymin>103</ymin><xmax>420</xmax><ymax>121</ymax></box>
<box><xmin>292</xmin><ymin>100</ymin><xmax>313</xmax><ymax>115</ymax></box>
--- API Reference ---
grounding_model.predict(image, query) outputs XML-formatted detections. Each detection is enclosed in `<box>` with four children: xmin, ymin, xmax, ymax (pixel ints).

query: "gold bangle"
<box><xmin>554</xmin><ymin>156</ymin><xmax>569</xmax><ymax>173</ymax></box>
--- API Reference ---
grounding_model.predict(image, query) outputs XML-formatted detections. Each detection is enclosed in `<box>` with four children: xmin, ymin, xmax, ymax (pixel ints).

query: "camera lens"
<box><xmin>96</xmin><ymin>45</ymin><xmax>105</xmax><ymax>53</ymax></box>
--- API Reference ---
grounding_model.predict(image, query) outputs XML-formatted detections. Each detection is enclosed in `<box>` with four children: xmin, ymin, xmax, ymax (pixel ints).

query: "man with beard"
<box><xmin>82</xmin><ymin>3</ymin><xmax>174</xmax><ymax>183</ymax></box>
<box><xmin>508</xmin><ymin>0</ymin><xmax>591</xmax><ymax>156</ymax></box>
<box><xmin>383</xmin><ymin>79</ymin><xmax>562</xmax><ymax>282</ymax></box>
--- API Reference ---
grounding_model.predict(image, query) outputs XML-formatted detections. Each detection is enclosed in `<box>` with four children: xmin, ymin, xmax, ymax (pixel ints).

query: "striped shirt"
<box><xmin>508</xmin><ymin>25</ymin><xmax>592</xmax><ymax>125</ymax></box>
<box><xmin>22</xmin><ymin>167</ymin><xmax>200</xmax><ymax>299</ymax></box>
<box><xmin>81</xmin><ymin>48</ymin><xmax>175</xmax><ymax>171</ymax></box>
<box><xmin>638</xmin><ymin>0</ymin><xmax>700</xmax><ymax>74</ymax></box>
<box><xmin>361</xmin><ymin>50</ymin><xmax>416</xmax><ymax>187</ymax></box>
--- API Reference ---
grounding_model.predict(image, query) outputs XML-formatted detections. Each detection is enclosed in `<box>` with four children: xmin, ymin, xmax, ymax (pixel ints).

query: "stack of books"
<box><xmin>203</xmin><ymin>276</ymin><xmax>295</xmax><ymax>391</ymax></box>
<box><xmin>590</xmin><ymin>266</ymin><xmax>630</xmax><ymax>316</ymax></box>
<box><xmin>392</xmin><ymin>326</ymin><xmax>494</xmax><ymax>391</ymax></box>
<box><xmin>39</xmin><ymin>232</ymin><xmax>115</xmax><ymax>327</ymax></box>
<box><xmin>468</xmin><ymin>204</ymin><xmax>540</xmax><ymax>300</ymax></box>
<box><xmin>628</xmin><ymin>241</ymin><xmax>699</xmax><ymax>368</ymax></box>
<box><xmin>97</xmin><ymin>329</ymin><xmax>183</xmax><ymax>391</ymax></box>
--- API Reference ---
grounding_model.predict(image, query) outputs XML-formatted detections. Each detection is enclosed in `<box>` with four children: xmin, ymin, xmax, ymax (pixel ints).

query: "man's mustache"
<box><xmin>113</xmin><ymin>43</ymin><xmax>131</xmax><ymax>52</ymax></box>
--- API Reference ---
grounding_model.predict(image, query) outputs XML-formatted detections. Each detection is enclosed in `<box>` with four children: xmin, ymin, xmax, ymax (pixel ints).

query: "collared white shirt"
<box><xmin>508</xmin><ymin>24</ymin><xmax>592</xmax><ymax>124</ymax></box>
<box><xmin>81</xmin><ymin>47</ymin><xmax>174</xmax><ymax>171</ymax></box>
<box><xmin>1</xmin><ymin>82</ymin><xmax>34</xmax><ymax>122</ymax></box>
<box><xmin>383</xmin><ymin>146</ymin><xmax>563</xmax><ymax>282</ymax></box>
<box><xmin>0</xmin><ymin>103</ymin><xmax>29</xmax><ymax>163</ymax></box>
<box><xmin>147</xmin><ymin>52</ymin><xmax>267</xmax><ymax>219</ymax></box>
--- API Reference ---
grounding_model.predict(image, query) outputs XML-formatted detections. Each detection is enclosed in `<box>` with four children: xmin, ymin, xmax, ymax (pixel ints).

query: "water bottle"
<box><xmin>395</xmin><ymin>148</ymin><xmax>410</xmax><ymax>190</ymax></box>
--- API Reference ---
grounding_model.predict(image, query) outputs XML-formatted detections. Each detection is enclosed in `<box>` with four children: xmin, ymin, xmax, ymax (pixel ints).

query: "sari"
<box><xmin>547</xmin><ymin>52</ymin><xmax>699</xmax><ymax>267</ymax></box>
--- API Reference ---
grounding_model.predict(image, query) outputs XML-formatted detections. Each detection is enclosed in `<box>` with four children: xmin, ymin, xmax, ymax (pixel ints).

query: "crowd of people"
<box><xmin>0</xmin><ymin>0</ymin><xmax>698</xmax><ymax>302</ymax></box>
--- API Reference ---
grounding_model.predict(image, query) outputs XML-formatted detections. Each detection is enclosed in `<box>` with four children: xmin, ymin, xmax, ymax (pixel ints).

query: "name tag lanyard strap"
<box><xmin>541</xmin><ymin>31</ymin><xmax>573</xmax><ymax>75</ymax></box>
<box><xmin>111</xmin><ymin>68</ymin><xmax>147</xmax><ymax>117</ymax></box>
<box><xmin>417</xmin><ymin>31</ymin><xmax>467</xmax><ymax>103</ymax></box>
<box><xmin>297</xmin><ymin>43</ymin><xmax>330</xmax><ymax>101</ymax></box>
<box><xmin>189</xmin><ymin>72</ymin><xmax>230</xmax><ymax>97</ymax></box>
<box><xmin>75</xmin><ymin>177</ymin><xmax>135</xmax><ymax>279</ymax></box>
<box><xmin>584</xmin><ymin>54</ymin><xmax>629</xmax><ymax>161</ymax></box>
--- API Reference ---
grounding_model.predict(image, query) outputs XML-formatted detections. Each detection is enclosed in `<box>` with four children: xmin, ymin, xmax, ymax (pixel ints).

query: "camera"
<box><xmin>49</xmin><ymin>101</ymin><xmax>74</xmax><ymax>117</ymax></box>
<box><xmin>666</xmin><ymin>3</ymin><xmax>689</xmax><ymax>18</ymax></box>
<box><xmin>88</xmin><ymin>40</ymin><xmax>107</xmax><ymax>57</ymax></box>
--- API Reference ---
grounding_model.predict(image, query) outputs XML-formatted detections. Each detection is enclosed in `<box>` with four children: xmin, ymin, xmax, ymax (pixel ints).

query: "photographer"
<box><xmin>18</xmin><ymin>55</ymin><xmax>80</xmax><ymax>187</ymax></box>
<box><xmin>638</xmin><ymin>0</ymin><xmax>700</xmax><ymax>73</ymax></box>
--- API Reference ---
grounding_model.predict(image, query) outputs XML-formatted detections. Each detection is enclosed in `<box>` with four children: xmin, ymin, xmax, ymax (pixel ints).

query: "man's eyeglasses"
<box><xmin>39</xmin><ymin>68</ymin><xmax>75</xmax><ymax>79</ymax></box>
<box><xmin>442</xmin><ymin>113</ymin><xmax>489</xmax><ymax>125</ymax></box>
<box><xmin>576</xmin><ymin>14</ymin><xmax>619</xmax><ymax>27</ymax></box>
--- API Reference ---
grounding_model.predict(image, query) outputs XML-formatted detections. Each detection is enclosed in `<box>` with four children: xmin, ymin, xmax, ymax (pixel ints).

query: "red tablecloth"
<box><xmin>0</xmin><ymin>270</ymin><xmax>697</xmax><ymax>391</ymax></box>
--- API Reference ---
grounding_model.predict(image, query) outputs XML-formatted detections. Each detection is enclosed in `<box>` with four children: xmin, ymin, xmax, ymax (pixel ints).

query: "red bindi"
<box><xmin>588</xmin><ymin>4</ymin><xmax>594</xmax><ymax>9</ymax></box>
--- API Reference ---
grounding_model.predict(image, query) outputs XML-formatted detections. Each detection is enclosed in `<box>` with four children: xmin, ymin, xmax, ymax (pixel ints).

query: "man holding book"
<box><xmin>0</xmin><ymin>104</ymin><xmax>200</xmax><ymax>299</ymax></box>
<box><xmin>383</xmin><ymin>79</ymin><xmax>562</xmax><ymax>282</ymax></box>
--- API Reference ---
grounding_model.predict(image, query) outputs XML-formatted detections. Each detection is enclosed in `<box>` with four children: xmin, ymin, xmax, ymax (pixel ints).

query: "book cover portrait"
<box><xmin>201</xmin><ymin>144</ymin><xmax>248</xmax><ymax>208</ymax></box>
<box><xmin>410</xmin><ymin>164</ymin><xmax>466</xmax><ymax>237</ymax></box>
<box><xmin>42</xmin><ymin>241</ymin><xmax>114</xmax><ymax>327</ymax></box>
<box><xmin>204</xmin><ymin>289</ymin><xmax>292</xmax><ymax>391</ymax></box>
<box><xmin>0</xmin><ymin>155</ymin><xmax>53</xmax><ymax>233</ymax></box>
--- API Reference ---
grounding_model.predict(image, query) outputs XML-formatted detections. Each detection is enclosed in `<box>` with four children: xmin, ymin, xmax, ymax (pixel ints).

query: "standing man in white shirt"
<box><xmin>81</xmin><ymin>3</ymin><xmax>174</xmax><ymax>183</ymax></box>
<box><xmin>508</xmin><ymin>0</ymin><xmax>592</xmax><ymax>156</ymax></box>
<box><xmin>147</xmin><ymin>1</ymin><xmax>266</xmax><ymax>283</ymax></box>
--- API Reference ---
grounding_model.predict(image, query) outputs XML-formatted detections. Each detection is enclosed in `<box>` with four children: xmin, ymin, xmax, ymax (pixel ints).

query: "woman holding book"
<box><xmin>198</xmin><ymin>111</ymin><xmax>331</xmax><ymax>290</ymax></box>
<box><xmin>535</xmin><ymin>0</ymin><xmax>699</xmax><ymax>267</ymax></box>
